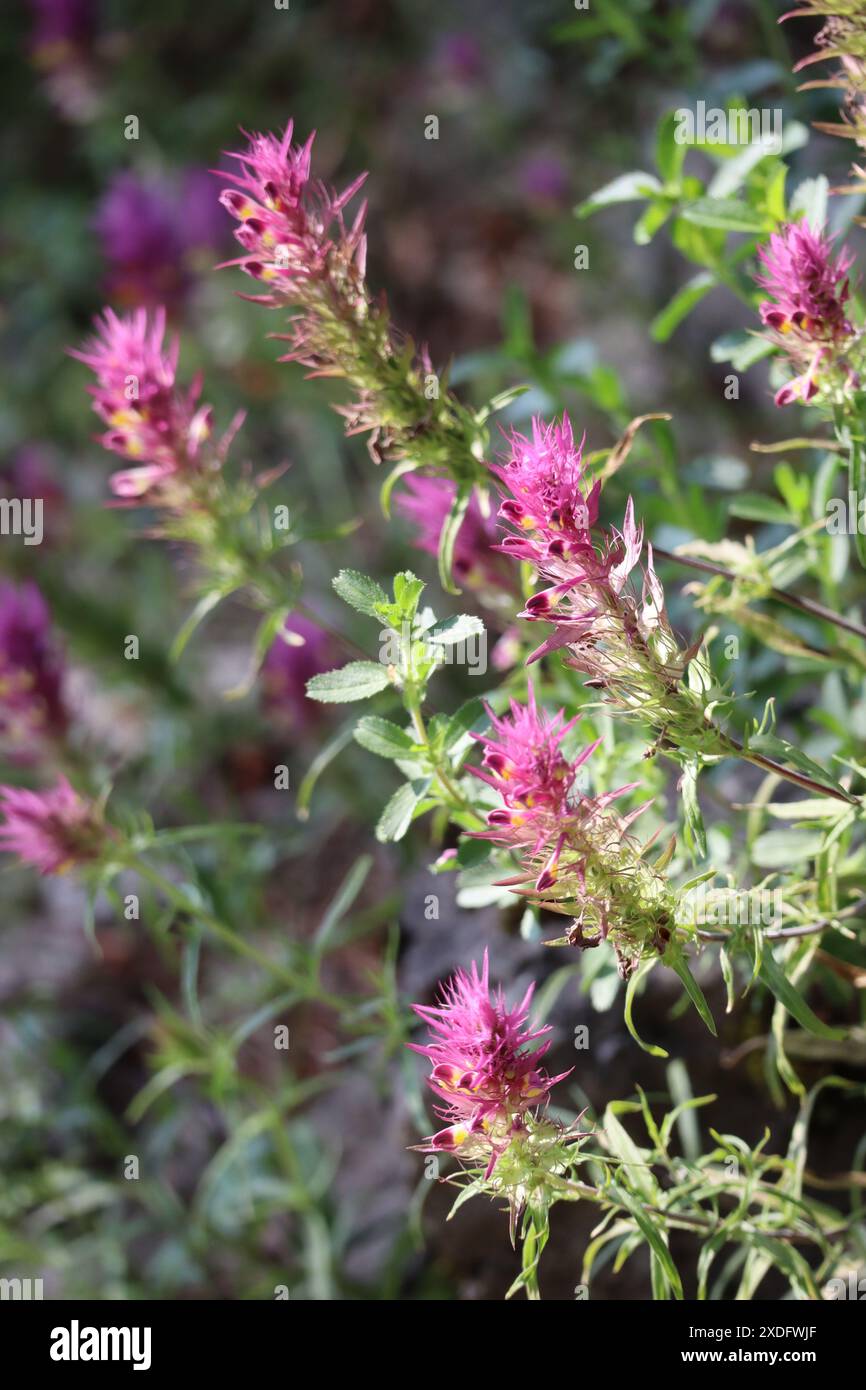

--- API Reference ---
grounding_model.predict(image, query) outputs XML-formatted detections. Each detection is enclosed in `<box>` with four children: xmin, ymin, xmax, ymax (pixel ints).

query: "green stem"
<box><xmin>652</xmin><ymin>544</ymin><xmax>866</xmax><ymax>644</ymax></box>
<box><xmin>719</xmin><ymin>732</ymin><xmax>857</xmax><ymax>805</ymax></box>
<box><xmin>128</xmin><ymin>855</ymin><xmax>302</xmax><ymax>993</ymax></box>
<box><xmin>404</xmin><ymin>689</ymin><xmax>486</xmax><ymax>827</ymax></box>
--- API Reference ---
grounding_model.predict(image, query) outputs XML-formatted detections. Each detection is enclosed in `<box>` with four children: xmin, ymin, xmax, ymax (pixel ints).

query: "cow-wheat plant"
<box><xmin>8</xmin><ymin>36</ymin><xmax>866</xmax><ymax>1297</ymax></box>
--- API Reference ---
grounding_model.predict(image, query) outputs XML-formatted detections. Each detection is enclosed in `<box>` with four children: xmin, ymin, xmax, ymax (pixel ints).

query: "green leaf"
<box><xmin>763</xmin><ymin>797</ymin><xmax>849</xmax><ymax>822</ymax></box>
<box><xmin>624</xmin><ymin>961</ymin><xmax>669</xmax><ymax>1057</ymax></box>
<box><xmin>710</xmin><ymin>330</ymin><xmax>775</xmax><ymax>372</ymax></box>
<box><xmin>727</xmin><ymin>493</ymin><xmax>793</xmax><ymax>525</ymax></box>
<box><xmin>751</xmin><ymin>828</ymin><xmax>826</xmax><ymax>869</ymax></box>
<box><xmin>376</xmin><ymin>779</ymin><xmax>430</xmax><ymax>843</ymax></box>
<box><xmin>656</xmin><ymin>110</ymin><xmax>687</xmax><ymax>184</ymax></box>
<box><xmin>393</xmin><ymin>570</ymin><xmax>425</xmax><ymax>620</ymax></box>
<box><xmin>603</xmin><ymin>1103</ymin><xmax>658</xmax><ymax>1200</ymax></box>
<box><xmin>380</xmin><ymin>458</ymin><xmax>420</xmax><ymax>518</ymax></box>
<box><xmin>296</xmin><ymin>721</ymin><xmax>356</xmax><ymax>819</ymax></box>
<box><xmin>307</xmin><ymin>661</ymin><xmax>391</xmax><ymax>703</ymax></box>
<box><xmin>445</xmin><ymin>697</ymin><xmax>486</xmax><ymax>748</ymax></box>
<box><xmin>680</xmin><ymin>759</ymin><xmax>707</xmax><ymax>860</ymax></box>
<box><xmin>354</xmin><ymin>716</ymin><xmax>417</xmax><ymax>760</ymax></box>
<box><xmin>651</xmin><ymin>271</ymin><xmax>715</xmax><ymax>342</ymax></box>
<box><xmin>680</xmin><ymin>197</ymin><xmax>766</xmax><ymax>232</ymax></box>
<box><xmin>438</xmin><ymin>484</ymin><xmax>472</xmax><ymax>595</ymax></box>
<box><xmin>852</xmin><ymin>434</ymin><xmax>866</xmax><ymax>570</ymax></box>
<box><xmin>747</xmin><ymin>732</ymin><xmax>845</xmax><ymax>794</ymax></box>
<box><xmin>670</xmin><ymin>954</ymin><xmax>717</xmax><ymax>1036</ymax></box>
<box><xmin>705</xmin><ymin>134</ymin><xmax>792</xmax><ymax>199</ymax></box>
<box><xmin>315</xmin><ymin>854</ymin><xmax>373</xmax><ymax>948</ymax></box>
<box><xmin>633</xmin><ymin>199</ymin><xmax>673</xmax><ymax>246</ymax></box>
<box><xmin>757</xmin><ymin>950</ymin><xmax>844</xmax><ymax>1039</ymax></box>
<box><xmin>170</xmin><ymin>587</ymin><xmax>230</xmax><ymax>663</ymax></box>
<box><xmin>332</xmin><ymin>570</ymin><xmax>388</xmax><ymax>618</ymax></box>
<box><xmin>609</xmin><ymin>1183</ymin><xmax>683</xmax><ymax>1301</ymax></box>
<box><xmin>455</xmin><ymin>836</ymin><xmax>491</xmax><ymax>869</ymax></box>
<box><xmin>575</xmin><ymin>171</ymin><xmax>662</xmax><ymax>217</ymax></box>
<box><xmin>223</xmin><ymin>604</ymin><xmax>294</xmax><ymax>701</ymax></box>
<box><xmin>790</xmin><ymin>174</ymin><xmax>829</xmax><ymax>231</ymax></box>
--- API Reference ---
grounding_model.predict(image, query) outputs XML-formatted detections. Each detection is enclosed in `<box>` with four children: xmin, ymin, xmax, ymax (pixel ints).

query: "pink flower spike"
<box><xmin>470</xmin><ymin>687</ymin><xmax>582</xmax><ymax>828</ymax></box>
<box><xmin>218</xmin><ymin>123</ymin><xmax>368</xmax><ymax>302</ymax></box>
<box><xmin>409</xmin><ymin>951</ymin><xmax>569</xmax><ymax>1165</ymax></box>
<box><xmin>755</xmin><ymin>221</ymin><xmax>856</xmax><ymax>406</ymax></box>
<box><xmin>492</xmin><ymin>412</ymin><xmax>599</xmax><ymax>568</ymax></box>
<box><xmin>757</xmin><ymin>221</ymin><xmax>854</xmax><ymax>345</ymax></box>
<box><xmin>71</xmin><ymin>307</ymin><xmax>241</xmax><ymax>505</ymax></box>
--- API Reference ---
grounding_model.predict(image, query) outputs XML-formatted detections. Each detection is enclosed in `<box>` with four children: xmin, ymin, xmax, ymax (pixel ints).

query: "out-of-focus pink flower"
<box><xmin>1</xmin><ymin>448</ymin><xmax>66</xmax><ymax>542</ymax></box>
<box><xmin>520</xmin><ymin>154</ymin><xmax>570</xmax><ymax>206</ymax></box>
<box><xmin>435</xmin><ymin>32</ymin><xmax>486</xmax><ymax>84</ymax></box>
<box><xmin>758</xmin><ymin>222</ymin><xmax>853</xmax><ymax>342</ymax></box>
<box><xmin>491</xmin><ymin>624</ymin><xmax>522</xmax><ymax>671</ymax></box>
<box><xmin>0</xmin><ymin>777</ymin><xmax>106</xmax><ymax>874</ymax></box>
<box><xmin>756</xmin><ymin>221</ymin><xmax>857</xmax><ymax>406</ymax></box>
<box><xmin>70</xmin><ymin>307</ymin><xmax>242</xmax><ymax>503</ymax></box>
<box><xmin>29</xmin><ymin>0</ymin><xmax>100</xmax><ymax>123</ymax></box>
<box><xmin>261</xmin><ymin>614</ymin><xmax>338</xmax><ymax>728</ymax></box>
<box><xmin>409</xmin><ymin>950</ymin><xmax>568</xmax><ymax>1172</ymax></box>
<box><xmin>29</xmin><ymin>0</ymin><xmax>95</xmax><ymax>63</ymax></box>
<box><xmin>0</xmin><ymin>582</ymin><xmax>68</xmax><ymax>755</ymax></box>
<box><xmin>218</xmin><ymin>121</ymin><xmax>367</xmax><ymax>303</ymax></box>
<box><xmin>95</xmin><ymin>173</ymin><xmax>183</xmax><ymax>308</ymax></box>
<box><xmin>94</xmin><ymin>169</ymin><xmax>227</xmax><ymax>309</ymax></box>
<box><xmin>180</xmin><ymin>168</ymin><xmax>229</xmax><ymax>258</ymax></box>
<box><xmin>396</xmin><ymin>474</ymin><xmax>516</xmax><ymax>596</ymax></box>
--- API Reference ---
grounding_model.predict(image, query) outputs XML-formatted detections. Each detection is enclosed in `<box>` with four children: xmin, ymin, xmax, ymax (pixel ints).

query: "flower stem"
<box><xmin>696</xmin><ymin>893</ymin><xmax>866</xmax><ymax>942</ymax></box>
<box><xmin>719</xmin><ymin>732</ymin><xmax>857</xmax><ymax>804</ymax></box>
<box><xmin>653</xmin><ymin>544</ymin><xmax>866</xmax><ymax>643</ymax></box>
<box><xmin>404</xmin><ymin>691</ymin><xmax>486</xmax><ymax>827</ymax></box>
<box><xmin>129</xmin><ymin>855</ymin><xmax>301</xmax><ymax>992</ymax></box>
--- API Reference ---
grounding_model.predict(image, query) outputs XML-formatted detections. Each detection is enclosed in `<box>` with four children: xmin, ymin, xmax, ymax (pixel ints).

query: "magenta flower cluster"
<box><xmin>410</xmin><ymin>950</ymin><xmax>568</xmax><ymax>1173</ymax></box>
<box><xmin>492</xmin><ymin>412</ymin><xmax>680</xmax><ymax>697</ymax></box>
<box><xmin>757</xmin><ymin>221</ymin><xmax>857</xmax><ymax>406</ymax></box>
<box><xmin>218</xmin><ymin>121</ymin><xmax>367</xmax><ymax>309</ymax></box>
